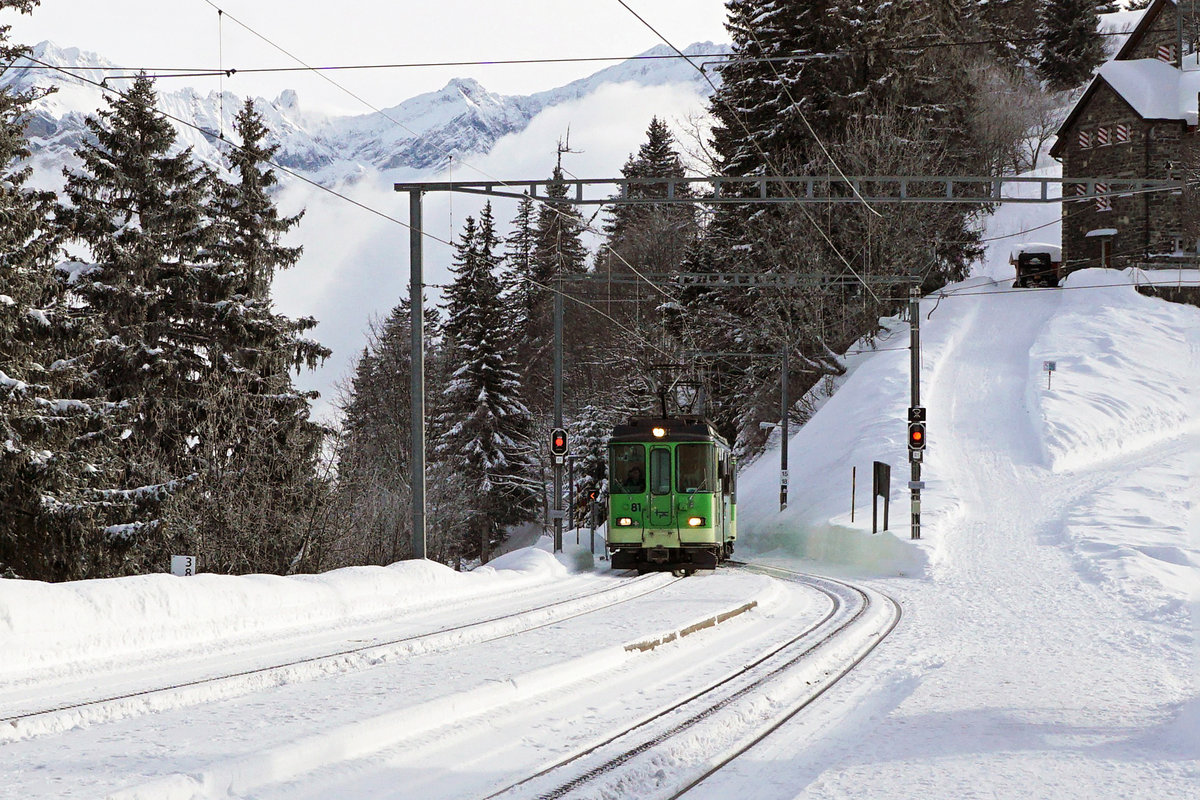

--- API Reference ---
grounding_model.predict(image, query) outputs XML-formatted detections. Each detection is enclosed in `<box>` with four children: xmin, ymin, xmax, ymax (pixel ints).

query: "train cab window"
<box><xmin>649</xmin><ymin>448</ymin><xmax>672</xmax><ymax>495</ymax></box>
<box><xmin>677</xmin><ymin>444</ymin><xmax>714</xmax><ymax>493</ymax></box>
<box><xmin>610</xmin><ymin>444</ymin><xmax>645</xmax><ymax>494</ymax></box>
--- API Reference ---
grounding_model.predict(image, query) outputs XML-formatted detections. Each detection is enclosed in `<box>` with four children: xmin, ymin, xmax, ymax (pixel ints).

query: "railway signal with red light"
<box><xmin>550</xmin><ymin>428</ymin><xmax>568</xmax><ymax>457</ymax></box>
<box><xmin>908</xmin><ymin>422</ymin><xmax>926</xmax><ymax>451</ymax></box>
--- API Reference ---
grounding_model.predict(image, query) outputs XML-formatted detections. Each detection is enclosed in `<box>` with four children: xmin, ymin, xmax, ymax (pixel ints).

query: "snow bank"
<box><xmin>734</xmin><ymin>315</ymin><xmax>931</xmax><ymax>579</ymax></box>
<box><xmin>1029</xmin><ymin>268</ymin><xmax>1200</xmax><ymax>473</ymax></box>
<box><xmin>0</xmin><ymin>552</ymin><xmax>567</xmax><ymax>682</ymax></box>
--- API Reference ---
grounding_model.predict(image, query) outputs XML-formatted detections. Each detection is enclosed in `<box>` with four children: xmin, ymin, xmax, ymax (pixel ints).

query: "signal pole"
<box><xmin>553</xmin><ymin>285</ymin><xmax>565</xmax><ymax>552</ymax></box>
<box><xmin>409</xmin><ymin>189</ymin><xmax>426</xmax><ymax>560</ymax></box>
<box><xmin>780</xmin><ymin>346</ymin><xmax>789</xmax><ymax>511</ymax></box>
<box><xmin>909</xmin><ymin>286</ymin><xmax>922</xmax><ymax>541</ymax></box>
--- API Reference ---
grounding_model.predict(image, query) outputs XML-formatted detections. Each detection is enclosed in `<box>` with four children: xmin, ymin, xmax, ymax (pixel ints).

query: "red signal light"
<box><xmin>550</xmin><ymin>428</ymin><xmax>568</xmax><ymax>456</ymax></box>
<box><xmin>908</xmin><ymin>422</ymin><xmax>926</xmax><ymax>451</ymax></box>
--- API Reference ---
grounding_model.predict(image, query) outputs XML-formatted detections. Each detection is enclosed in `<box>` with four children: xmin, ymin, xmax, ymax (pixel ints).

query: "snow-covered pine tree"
<box><xmin>603</xmin><ymin>117</ymin><xmax>694</xmax><ymax>251</ymax></box>
<box><xmin>60</xmin><ymin>73</ymin><xmax>216</xmax><ymax>572</ymax></box>
<box><xmin>170</xmin><ymin>98</ymin><xmax>332</xmax><ymax>574</ymax></box>
<box><xmin>569</xmin><ymin>406</ymin><xmax>612</xmax><ymax>522</ymax></box>
<box><xmin>593</xmin><ymin>117</ymin><xmax>698</xmax><ymax>413</ymax></box>
<box><xmin>519</xmin><ymin>159</ymin><xmax>590</xmax><ymax>415</ymax></box>
<box><xmin>0</xmin><ymin>0</ymin><xmax>149</xmax><ymax>580</ymax></box>
<box><xmin>1037</xmin><ymin>0</ymin><xmax>1107</xmax><ymax>90</ymax></box>
<box><xmin>499</xmin><ymin>192</ymin><xmax>536</xmax><ymax>342</ymax></box>
<box><xmin>698</xmin><ymin>0</ymin><xmax>998</xmax><ymax>456</ymax></box>
<box><xmin>976</xmin><ymin>0</ymin><xmax>1046</xmax><ymax>72</ymax></box>
<box><xmin>710</xmin><ymin>0</ymin><xmax>861</xmax><ymax>177</ymax></box>
<box><xmin>437</xmin><ymin>204</ymin><xmax>539</xmax><ymax>563</ymax></box>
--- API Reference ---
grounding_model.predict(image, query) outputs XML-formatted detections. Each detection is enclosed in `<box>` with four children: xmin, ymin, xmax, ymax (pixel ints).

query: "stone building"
<box><xmin>1050</xmin><ymin>0</ymin><xmax>1200</xmax><ymax>275</ymax></box>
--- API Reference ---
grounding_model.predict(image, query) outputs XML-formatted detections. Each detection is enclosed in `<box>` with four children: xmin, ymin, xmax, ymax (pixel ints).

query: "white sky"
<box><xmin>10</xmin><ymin>0</ymin><xmax>731</xmax><ymax>114</ymax></box>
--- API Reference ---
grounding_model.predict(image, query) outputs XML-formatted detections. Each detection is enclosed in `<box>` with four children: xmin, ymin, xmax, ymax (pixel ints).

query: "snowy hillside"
<box><xmin>1</xmin><ymin>181</ymin><xmax>1196</xmax><ymax>797</ymax></box>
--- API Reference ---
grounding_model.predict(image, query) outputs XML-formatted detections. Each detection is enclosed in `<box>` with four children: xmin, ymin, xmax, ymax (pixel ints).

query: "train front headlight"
<box><xmin>687</xmin><ymin>516</ymin><xmax>706</xmax><ymax>527</ymax></box>
<box><xmin>617</xmin><ymin>517</ymin><xmax>634</xmax><ymax>527</ymax></box>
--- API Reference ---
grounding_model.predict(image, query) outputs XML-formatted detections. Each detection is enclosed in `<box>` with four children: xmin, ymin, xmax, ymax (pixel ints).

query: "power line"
<box><xmin>612</xmin><ymin>0</ymin><xmax>884</xmax><ymax>303</ymax></box>
<box><xmin>8</xmin><ymin>27</ymin><xmax>1169</xmax><ymax>80</ymax></box>
<box><xmin>23</xmin><ymin>55</ymin><xmax>452</xmax><ymax>247</ymax></box>
<box><xmin>196</xmin><ymin>1</ymin><xmax>682</xmax><ymax>314</ymax></box>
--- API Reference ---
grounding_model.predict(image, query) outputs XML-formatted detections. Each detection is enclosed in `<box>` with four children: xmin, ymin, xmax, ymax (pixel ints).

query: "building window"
<box><xmin>1156</xmin><ymin>43</ymin><xmax>1176</xmax><ymax>63</ymax></box>
<box><xmin>1096</xmin><ymin>126</ymin><xmax>1110</xmax><ymax>146</ymax></box>
<box><xmin>1115</xmin><ymin>123</ymin><xmax>1131</xmax><ymax>144</ymax></box>
<box><xmin>1095</xmin><ymin>183</ymin><xmax>1111</xmax><ymax>212</ymax></box>
<box><xmin>1078</xmin><ymin>129</ymin><xmax>1092</xmax><ymax>149</ymax></box>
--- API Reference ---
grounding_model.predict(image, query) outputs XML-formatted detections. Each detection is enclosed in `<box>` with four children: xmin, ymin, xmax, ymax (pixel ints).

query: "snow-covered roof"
<box><xmin>1010</xmin><ymin>242</ymin><xmax>1062</xmax><ymax>262</ymax></box>
<box><xmin>1086</xmin><ymin>228</ymin><xmax>1119</xmax><ymax>237</ymax></box>
<box><xmin>1096</xmin><ymin>56</ymin><xmax>1200</xmax><ymax>124</ymax></box>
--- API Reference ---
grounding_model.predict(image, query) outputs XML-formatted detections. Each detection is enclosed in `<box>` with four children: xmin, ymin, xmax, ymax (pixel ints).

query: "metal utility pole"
<box><xmin>409</xmin><ymin>189</ymin><xmax>426</xmax><ymax>560</ymax></box>
<box><xmin>909</xmin><ymin>287</ymin><xmax>922</xmax><ymax>541</ymax></box>
<box><xmin>780</xmin><ymin>346</ymin><xmax>789</xmax><ymax>511</ymax></box>
<box><xmin>553</xmin><ymin>285</ymin><xmax>564</xmax><ymax>553</ymax></box>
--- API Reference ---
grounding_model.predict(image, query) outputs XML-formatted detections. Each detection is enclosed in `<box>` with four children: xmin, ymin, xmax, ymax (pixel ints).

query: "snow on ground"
<box><xmin>2</xmin><ymin>169</ymin><xmax>1198</xmax><ymax>797</ymax></box>
<box><xmin>725</xmin><ymin>182</ymin><xmax>1199</xmax><ymax>798</ymax></box>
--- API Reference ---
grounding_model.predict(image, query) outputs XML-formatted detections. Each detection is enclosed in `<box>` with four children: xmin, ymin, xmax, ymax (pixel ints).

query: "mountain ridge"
<box><xmin>9</xmin><ymin>40</ymin><xmax>728</xmax><ymax>183</ymax></box>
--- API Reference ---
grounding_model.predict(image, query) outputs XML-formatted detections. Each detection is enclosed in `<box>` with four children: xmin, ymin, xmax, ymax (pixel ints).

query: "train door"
<box><xmin>718</xmin><ymin>453</ymin><xmax>731</xmax><ymax>544</ymax></box>
<box><xmin>646</xmin><ymin>445</ymin><xmax>676</xmax><ymax>538</ymax></box>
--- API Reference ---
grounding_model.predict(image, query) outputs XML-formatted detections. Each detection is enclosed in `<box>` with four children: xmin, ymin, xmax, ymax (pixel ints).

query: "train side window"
<box><xmin>677</xmin><ymin>443</ymin><xmax>714</xmax><ymax>493</ymax></box>
<box><xmin>610</xmin><ymin>444</ymin><xmax>645</xmax><ymax>494</ymax></box>
<box><xmin>649</xmin><ymin>448</ymin><xmax>672</xmax><ymax>495</ymax></box>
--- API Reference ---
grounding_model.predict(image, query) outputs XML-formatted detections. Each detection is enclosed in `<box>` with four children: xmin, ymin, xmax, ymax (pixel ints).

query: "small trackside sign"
<box><xmin>170</xmin><ymin>555</ymin><xmax>196</xmax><ymax>576</ymax></box>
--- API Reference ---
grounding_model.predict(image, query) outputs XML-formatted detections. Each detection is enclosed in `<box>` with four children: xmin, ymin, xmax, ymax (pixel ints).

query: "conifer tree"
<box><xmin>60</xmin><ymin>73</ymin><xmax>217</xmax><ymax>571</ymax></box>
<box><xmin>1037</xmin><ymin>0</ymin><xmax>1107</xmax><ymax>90</ymax></box>
<box><xmin>171</xmin><ymin>98</ymin><xmax>331</xmax><ymax>574</ymax></box>
<box><xmin>0</xmin><ymin>0</ymin><xmax>148</xmax><ymax>579</ymax></box>
<box><xmin>437</xmin><ymin>204</ymin><xmax>539</xmax><ymax>562</ymax></box>
<box><xmin>569</xmin><ymin>406</ymin><xmax>612</xmax><ymax>520</ymax></box>
<box><xmin>499</xmin><ymin>192</ymin><xmax>536</xmax><ymax>340</ymax></box>
<box><xmin>700</xmin><ymin>0</ymin><xmax>993</xmax><ymax>455</ymax></box>
<box><xmin>519</xmin><ymin>159</ymin><xmax>589</xmax><ymax>414</ymax></box>
<box><xmin>335</xmin><ymin>297</ymin><xmax>447</xmax><ymax>565</ymax></box>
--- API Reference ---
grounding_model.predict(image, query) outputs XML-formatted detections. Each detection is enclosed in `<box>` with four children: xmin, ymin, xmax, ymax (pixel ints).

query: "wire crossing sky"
<box><xmin>11</xmin><ymin>0</ymin><xmax>731</xmax><ymax>114</ymax></box>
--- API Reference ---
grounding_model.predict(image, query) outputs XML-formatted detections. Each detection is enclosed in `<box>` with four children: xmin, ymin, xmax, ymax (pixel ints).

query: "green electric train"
<box><xmin>607</xmin><ymin>416</ymin><xmax>737</xmax><ymax>574</ymax></box>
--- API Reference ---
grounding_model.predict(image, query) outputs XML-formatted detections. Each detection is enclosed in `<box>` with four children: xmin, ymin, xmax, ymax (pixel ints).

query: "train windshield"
<box><xmin>610</xmin><ymin>444</ymin><xmax>645</xmax><ymax>494</ymax></box>
<box><xmin>677</xmin><ymin>443</ymin><xmax>714</xmax><ymax>493</ymax></box>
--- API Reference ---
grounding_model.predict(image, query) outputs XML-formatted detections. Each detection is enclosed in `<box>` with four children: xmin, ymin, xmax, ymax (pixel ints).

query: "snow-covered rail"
<box><xmin>0</xmin><ymin>572</ymin><xmax>678</xmax><ymax>743</ymax></box>
<box><xmin>483</xmin><ymin>565</ymin><xmax>900</xmax><ymax>800</ymax></box>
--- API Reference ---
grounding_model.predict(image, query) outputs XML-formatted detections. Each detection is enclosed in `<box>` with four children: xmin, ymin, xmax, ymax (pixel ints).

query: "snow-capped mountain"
<box><xmin>8</xmin><ymin>40</ymin><xmax>727</xmax><ymax>184</ymax></box>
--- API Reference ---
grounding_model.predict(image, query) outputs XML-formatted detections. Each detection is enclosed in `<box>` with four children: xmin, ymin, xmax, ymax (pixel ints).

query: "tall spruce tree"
<box><xmin>61</xmin><ymin>73</ymin><xmax>219</xmax><ymax>572</ymax></box>
<box><xmin>499</xmin><ymin>192</ymin><xmax>537</xmax><ymax>342</ymax></box>
<box><xmin>169</xmin><ymin>98</ymin><xmax>331</xmax><ymax>574</ymax></box>
<box><xmin>437</xmin><ymin>204</ymin><xmax>539</xmax><ymax>562</ymax></box>
<box><xmin>1037</xmin><ymin>0</ymin><xmax>1107</xmax><ymax>90</ymax></box>
<box><xmin>0</xmin><ymin>0</ymin><xmax>149</xmax><ymax>579</ymax></box>
<box><xmin>593</xmin><ymin>117</ymin><xmax>697</xmax><ymax>411</ymax></box>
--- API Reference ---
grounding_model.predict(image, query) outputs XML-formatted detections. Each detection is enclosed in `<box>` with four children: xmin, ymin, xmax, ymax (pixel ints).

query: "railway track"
<box><xmin>0</xmin><ymin>572</ymin><xmax>680</xmax><ymax>742</ymax></box>
<box><xmin>480</xmin><ymin>563</ymin><xmax>900</xmax><ymax>800</ymax></box>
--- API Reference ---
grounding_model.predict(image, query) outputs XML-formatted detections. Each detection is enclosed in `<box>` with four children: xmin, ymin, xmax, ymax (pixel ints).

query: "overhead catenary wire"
<box><xmin>26</xmin><ymin>52</ymin><xmax>666</xmax><ymax>359</ymax></box>
<box><xmin>196</xmin><ymin>0</ymin><xmax>684</xmax><ymax>318</ymax></box>
<box><xmin>12</xmin><ymin>27</ymin><xmax>1172</xmax><ymax>81</ymax></box>
<box><xmin>23</xmin><ymin>55</ymin><xmax>452</xmax><ymax>247</ymax></box>
<box><xmin>612</xmin><ymin>0</ymin><xmax>884</xmax><ymax>304</ymax></box>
